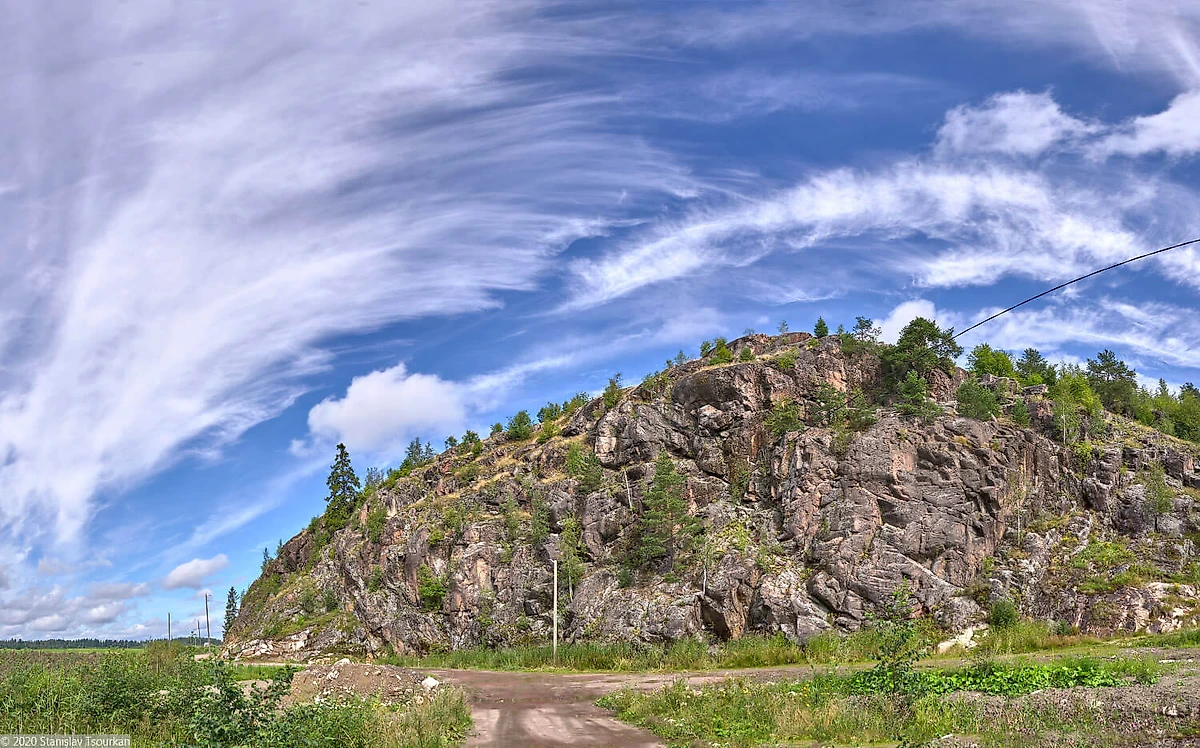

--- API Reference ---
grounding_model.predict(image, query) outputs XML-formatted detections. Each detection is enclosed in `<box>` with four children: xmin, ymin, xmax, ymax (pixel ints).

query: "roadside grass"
<box><xmin>598</xmin><ymin>657</ymin><xmax>1166</xmax><ymax>747</ymax></box>
<box><xmin>379</xmin><ymin>622</ymin><xmax>1200</xmax><ymax>673</ymax></box>
<box><xmin>227</xmin><ymin>663</ymin><xmax>290</xmax><ymax>681</ymax></box>
<box><xmin>0</xmin><ymin>643</ymin><xmax>471</xmax><ymax>748</ymax></box>
<box><xmin>381</xmin><ymin>631</ymin><xmax>898</xmax><ymax>672</ymax></box>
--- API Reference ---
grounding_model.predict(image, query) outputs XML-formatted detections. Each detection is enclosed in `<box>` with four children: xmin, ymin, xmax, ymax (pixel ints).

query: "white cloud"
<box><xmin>1094</xmin><ymin>90</ymin><xmax>1200</xmax><ymax>158</ymax></box>
<box><xmin>163</xmin><ymin>555</ymin><xmax>228</xmax><ymax>591</ymax></box>
<box><xmin>878</xmin><ymin>300</ymin><xmax>940</xmax><ymax>344</ymax></box>
<box><xmin>305</xmin><ymin>364</ymin><xmax>466</xmax><ymax>455</ymax></box>
<box><xmin>936</xmin><ymin>91</ymin><xmax>1098</xmax><ymax>157</ymax></box>
<box><xmin>960</xmin><ymin>298</ymin><xmax>1200</xmax><ymax>371</ymax></box>
<box><xmin>0</xmin><ymin>2</ymin><xmax>700</xmax><ymax>547</ymax></box>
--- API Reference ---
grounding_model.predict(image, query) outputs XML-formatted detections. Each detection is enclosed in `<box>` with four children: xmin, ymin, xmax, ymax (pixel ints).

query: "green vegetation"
<box><xmin>897</xmin><ymin>370</ymin><xmax>942</xmax><ymax>421</ymax></box>
<box><xmin>324</xmin><ymin>443</ymin><xmax>361</xmax><ymax>531</ymax></box>
<box><xmin>506</xmin><ymin>410</ymin><xmax>534</xmax><ymax>440</ymax></box>
<box><xmin>969</xmin><ymin>343</ymin><xmax>1017</xmax><ymax>378</ymax></box>
<box><xmin>637</xmin><ymin>451</ymin><xmax>702</xmax><ymax>570</ymax></box>
<box><xmin>599</xmin><ymin>657</ymin><xmax>1161</xmax><ymax>747</ymax></box>
<box><xmin>813</xmin><ymin>317</ymin><xmax>828</xmax><ymax>338</ymax></box>
<box><xmin>710</xmin><ymin>337</ymin><xmax>734</xmax><ymax>364</ymax></box>
<box><xmin>224</xmin><ymin>586</ymin><xmax>239</xmax><ymax>640</ymax></box>
<box><xmin>385</xmin><ymin>634</ymin><xmax>811</xmax><ymax>672</ymax></box>
<box><xmin>566</xmin><ymin>442</ymin><xmax>603</xmax><ymax>494</ymax></box>
<box><xmin>366</xmin><ymin>502</ymin><xmax>387</xmax><ymax>544</ymax></box>
<box><xmin>0</xmin><ymin>646</ymin><xmax>471</xmax><ymax>748</ymax></box>
<box><xmin>957</xmin><ymin>377</ymin><xmax>1001</xmax><ymax>420</ymax></box>
<box><xmin>883</xmin><ymin>316</ymin><xmax>962</xmax><ymax>383</ymax></box>
<box><xmin>764</xmin><ymin>397</ymin><xmax>804</xmax><ymax>439</ymax></box>
<box><xmin>416</xmin><ymin>565</ymin><xmax>448</xmax><ymax>611</ymax></box>
<box><xmin>530</xmin><ymin>491</ymin><xmax>550</xmax><ymax>544</ymax></box>
<box><xmin>537</xmin><ymin>401</ymin><xmax>562</xmax><ymax>422</ymax></box>
<box><xmin>603</xmin><ymin>373</ymin><xmax>624</xmax><ymax>409</ymax></box>
<box><xmin>988</xmin><ymin>598</ymin><xmax>1019</xmax><ymax>630</ymax></box>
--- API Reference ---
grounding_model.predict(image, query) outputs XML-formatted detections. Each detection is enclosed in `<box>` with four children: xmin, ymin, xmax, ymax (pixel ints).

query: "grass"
<box><xmin>383</xmin><ymin>634</ymin><xmax>820</xmax><ymax>672</ymax></box>
<box><xmin>598</xmin><ymin>656</ymin><xmax>1166</xmax><ymax>747</ymax></box>
<box><xmin>227</xmin><ymin>663</ymin><xmax>290</xmax><ymax>681</ymax></box>
<box><xmin>0</xmin><ymin>644</ymin><xmax>471</xmax><ymax>748</ymax></box>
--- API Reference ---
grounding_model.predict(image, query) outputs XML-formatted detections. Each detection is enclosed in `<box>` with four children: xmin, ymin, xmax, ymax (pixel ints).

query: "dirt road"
<box><xmin>428</xmin><ymin>664</ymin><xmax>826</xmax><ymax>747</ymax></box>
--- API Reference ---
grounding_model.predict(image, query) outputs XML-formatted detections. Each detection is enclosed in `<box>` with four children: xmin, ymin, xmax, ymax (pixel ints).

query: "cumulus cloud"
<box><xmin>163</xmin><ymin>555</ymin><xmax>228</xmax><ymax>591</ymax></box>
<box><xmin>878</xmin><ymin>300</ymin><xmax>941</xmax><ymax>344</ymax></box>
<box><xmin>936</xmin><ymin>91</ymin><xmax>1098</xmax><ymax>157</ymax></box>
<box><xmin>305</xmin><ymin>364</ymin><xmax>467</xmax><ymax>455</ymax></box>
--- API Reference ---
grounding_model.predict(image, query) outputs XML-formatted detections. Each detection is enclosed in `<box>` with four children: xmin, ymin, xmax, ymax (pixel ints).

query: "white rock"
<box><xmin>335</xmin><ymin>657</ymin><xmax>352</xmax><ymax>666</ymax></box>
<box><xmin>421</xmin><ymin>676</ymin><xmax>439</xmax><ymax>691</ymax></box>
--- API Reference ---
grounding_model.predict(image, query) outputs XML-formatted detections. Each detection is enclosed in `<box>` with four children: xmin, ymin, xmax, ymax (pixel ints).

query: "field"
<box><xmin>0</xmin><ymin>643</ymin><xmax>471</xmax><ymax>748</ymax></box>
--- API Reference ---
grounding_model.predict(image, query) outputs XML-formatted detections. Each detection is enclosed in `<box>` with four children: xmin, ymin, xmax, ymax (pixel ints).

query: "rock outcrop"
<box><xmin>226</xmin><ymin>334</ymin><xmax>1200</xmax><ymax>660</ymax></box>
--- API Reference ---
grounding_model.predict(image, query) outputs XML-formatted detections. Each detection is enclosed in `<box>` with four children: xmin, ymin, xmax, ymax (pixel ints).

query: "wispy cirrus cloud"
<box><xmin>0</xmin><ymin>2</ymin><xmax>701</xmax><ymax>548</ymax></box>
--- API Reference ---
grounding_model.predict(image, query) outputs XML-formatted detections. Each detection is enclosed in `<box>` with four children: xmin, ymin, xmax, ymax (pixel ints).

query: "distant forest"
<box><xmin>0</xmin><ymin>637</ymin><xmax>220</xmax><ymax>649</ymax></box>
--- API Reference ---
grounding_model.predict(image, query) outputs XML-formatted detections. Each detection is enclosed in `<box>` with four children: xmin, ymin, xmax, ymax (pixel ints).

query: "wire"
<box><xmin>951</xmin><ymin>237</ymin><xmax>1200</xmax><ymax>340</ymax></box>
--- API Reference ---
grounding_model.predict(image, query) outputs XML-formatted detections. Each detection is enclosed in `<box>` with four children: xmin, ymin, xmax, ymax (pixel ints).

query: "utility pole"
<box><xmin>204</xmin><ymin>593</ymin><xmax>211</xmax><ymax>647</ymax></box>
<box><xmin>552</xmin><ymin>558</ymin><xmax>558</xmax><ymax>665</ymax></box>
<box><xmin>167</xmin><ymin>613</ymin><xmax>171</xmax><ymax>644</ymax></box>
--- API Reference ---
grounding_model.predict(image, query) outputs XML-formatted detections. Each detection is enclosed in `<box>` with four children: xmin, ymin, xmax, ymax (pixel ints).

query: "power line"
<box><xmin>952</xmin><ymin>237</ymin><xmax>1200</xmax><ymax>340</ymax></box>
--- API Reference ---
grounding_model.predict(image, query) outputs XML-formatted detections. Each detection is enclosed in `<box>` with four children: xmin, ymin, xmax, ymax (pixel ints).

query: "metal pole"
<box><xmin>552</xmin><ymin>559</ymin><xmax>558</xmax><ymax>665</ymax></box>
<box><xmin>204</xmin><ymin>593</ymin><xmax>211</xmax><ymax>647</ymax></box>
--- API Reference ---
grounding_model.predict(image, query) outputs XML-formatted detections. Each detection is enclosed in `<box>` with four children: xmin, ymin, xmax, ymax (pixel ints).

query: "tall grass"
<box><xmin>599</xmin><ymin>657</ymin><xmax>1165</xmax><ymax>747</ymax></box>
<box><xmin>0</xmin><ymin>645</ymin><xmax>470</xmax><ymax>748</ymax></box>
<box><xmin>383</xmin><ymin>634</ymin><xmax>819</xmax><ymax>672</ymax></box>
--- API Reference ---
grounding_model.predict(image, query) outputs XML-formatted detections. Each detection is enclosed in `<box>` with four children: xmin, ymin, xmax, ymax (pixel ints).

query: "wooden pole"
<box><xmin>552</xmin><ymin>559</ymin><xmax>558</xmax><ymax>665</ymax></box>
<box><xmin>204</xmin><ymin>593</ymin><xmax>211</xmax><ymax>647</ymax></box>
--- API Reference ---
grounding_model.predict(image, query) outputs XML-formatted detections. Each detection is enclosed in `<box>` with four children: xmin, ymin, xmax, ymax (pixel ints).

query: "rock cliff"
<box><xmin>227</xmin><ymin>334</ymin><xmax>1200</xmax><ymax>660</ymax></box>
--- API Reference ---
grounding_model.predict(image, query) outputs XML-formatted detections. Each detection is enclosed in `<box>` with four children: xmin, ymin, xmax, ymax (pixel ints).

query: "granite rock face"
<box><xmin>226</xmin><ymin>335</ymin><xmax>1200</xmax><ymax>660</ymax></box>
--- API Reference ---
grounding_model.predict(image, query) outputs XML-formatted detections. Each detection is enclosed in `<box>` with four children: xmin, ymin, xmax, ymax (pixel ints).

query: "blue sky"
<box><xmin>3</xmin><ymin>0</ymin><xmax>1200</xmax><ymax>639</ymax></box>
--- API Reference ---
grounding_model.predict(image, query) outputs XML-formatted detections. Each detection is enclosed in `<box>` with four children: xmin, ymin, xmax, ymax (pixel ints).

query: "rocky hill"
<box><xmin>225</xmin><ymin>332</ymin><xmax>1200</xmax><ymax>660</ymax></box>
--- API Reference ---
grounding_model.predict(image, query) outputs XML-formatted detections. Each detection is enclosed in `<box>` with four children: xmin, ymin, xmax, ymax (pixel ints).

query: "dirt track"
<box><xmin>428</xmin><ymin>665</ymin><xmax>826</xmax><ymax>747</ymax></box>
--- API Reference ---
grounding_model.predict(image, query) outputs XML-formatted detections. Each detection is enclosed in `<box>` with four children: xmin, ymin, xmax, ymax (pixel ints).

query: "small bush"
<box><xmin>956</xmin><ymin>378</ymin><xmax>1000</xmax><ymax>420</ymax></box>
<box><xmin>365</xmin><ymin>504</ymin><xmax>387</xmax><ymax>544</ymax></box>
<box><xmin>738</xmin><ymin>347</ymin><xmax>755</xmax><ymax>362</ymax></box>
<box><xmin>988</xmin><ymin>598</ymin><xmax>1019</xmax><ymax>630</ymax></box>
<box><xmin>764</xmin><ymin>397</ymin><xmax>804</xmax><ymax>439</ymax></box>
<box><xmin>603</xmin><ymin>373</ymin><xmax>624</xmax><ymax>409</ymax></box>
<box><xmin>417</xmin><ymin>565</ymin><xmax>448</xmax><ymax>611</ymax></box>
<box><xmin>1011</xmin><ymin>399</ymin><xmax>1031</xmax><ymax>427</ymax></box>
<box><xmin>772</xmin><ymin>349</ymin><xmax>799</xmax><ymax>371</ymax></box>
<box><xmin>709</xmin><ymin>338</ymin><xmax>734</xmax><ymax>364</ymax></box>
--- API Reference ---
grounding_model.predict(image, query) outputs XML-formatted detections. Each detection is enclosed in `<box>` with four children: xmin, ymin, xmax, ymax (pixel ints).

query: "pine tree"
<box><xmin>638</xmin><ymin>451</ymin><xmax>700</xmax><ymax>569</ymax></box>
<box><xmin>224</xmin><ymin>586</ymin><xmax>239</xmax><ymax>637</ymax></box>
<box><xmin>261</xmin><ymin>547</ymin><xmax>270</xmax><ymax>572</ymax></box>
<box><xmin>777</xmin><ymin>320</ymin><xmax>789</xmax><ymax>334</ymax></box>
<box><xmin>813</xmin><ymin>317</ymin><xmax>828</xmax><ymax>338</ymax></box>
<box><xmin>325</xmin><ymin>443</ymin><xmax>361</xmax><ymax>530</ymax></box>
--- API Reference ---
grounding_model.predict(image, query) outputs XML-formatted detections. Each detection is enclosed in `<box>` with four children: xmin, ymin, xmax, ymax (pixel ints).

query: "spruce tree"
<box><xmin>224</xmin><ymin>586</ymin><xmax>238</xmax><ymax>637</ymax></box>
<box><xmin>813</xmin><ymin>317</ymin><xmax>828</xmax><ymax>338</ymax></box>
<box><xmin>325</xmin><ymin>443</ymin><xmax>361</xmax><ymax>530</ymax></box>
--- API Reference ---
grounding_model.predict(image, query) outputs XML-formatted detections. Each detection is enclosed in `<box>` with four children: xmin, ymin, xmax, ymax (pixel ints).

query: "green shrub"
<box><xmin>772</xmin><ymin>349</ymin><xmax>799</xmax><ymax>371</ymax></box>
<box><xmin>764</xmin><ymin>397</ymin><xmax>804</xmax><ymax>439</ymax></box>
<box><xmin>365</xmin><ymin>503</ymin><xmax>387</xmax><ymax>544</ymax></box>
<box><xmin>537</xmin><ymin>402</ymin><xmax>562</xmax><ymax>423</ymax></box>
<box><xmin>417</xmin><ymin>565</ymin><xmax>448</xmax><ymax>612</ymax></box>
<box><xmin>987</xmin><ymin>598</ymin><xmax>1019</xmax><ymax>630</ymax></box>
<box><xmin>536</xmin><ymin>420</ymin><xmax>561</xmax><ymax>444</ymax></box>
<box><xmin>738</xmin><ymin>347</ymin><xmax>755</xmax><ymax>362</ymax></box>
<box><xmin>956</xmin><ymin>378</ymin><xmax>1000</xmax><ymax>420</ymax></box>
<box><xmin>603</xmin><ymin>373</ymin><xmax>624</xmax><ymax>409</ymax></box>
<box><xmin>709</xmin><ymin>338</ymin><xmax>734</xmax><ymax>364</ymax></box>
<box><xmin>1010</xmin><ymin>399</ymin><xmax>1031</xmax><ymax>427</ymax></box>
<box><xmin>566</xmin><ymin>442</ymin><xmax>603</xmax><ymax>494</ymax></box>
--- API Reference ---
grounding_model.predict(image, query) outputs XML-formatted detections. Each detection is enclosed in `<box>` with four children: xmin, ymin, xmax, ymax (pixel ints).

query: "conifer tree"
<box><xmin>638</xmin><ymin>451</ymin><xmax>700</xmax><ymax>569</ymax></box>
<box><xmin>325</xmin><ymin>443</ymin><xmax>361</xmax><ymax>529</ymax></box>
<box><xmin>224</xmin><ymin>586</ymin><xmax>239</xmax><ymax>637</ymax></box>
<box><xmin>813</xmin><ymin>317</ymin><xmax>828</xmax><ymax>338</ymax></box>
